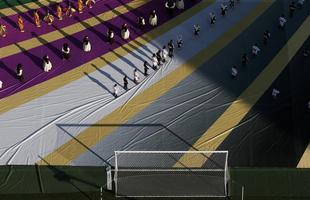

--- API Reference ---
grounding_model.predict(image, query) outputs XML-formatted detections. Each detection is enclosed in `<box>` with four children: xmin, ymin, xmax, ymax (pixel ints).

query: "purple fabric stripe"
<box><xmin>0</xmin><ymin>0</ymin><xmax>201</xmax><ymax>99</ymax></box>
<box><xmin>0</xmin><ymin>0</ymin><xmax>133</xmax><ymax>47</ymax></box>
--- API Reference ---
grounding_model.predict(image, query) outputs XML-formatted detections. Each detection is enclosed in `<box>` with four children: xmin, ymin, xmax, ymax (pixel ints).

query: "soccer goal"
<box><xmin>113</xmin><ymin>151</ymin><xmax>229</xmax><ymax>198</ymax></box>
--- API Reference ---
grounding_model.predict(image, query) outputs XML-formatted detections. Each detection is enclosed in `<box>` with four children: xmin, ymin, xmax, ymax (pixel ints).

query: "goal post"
<box><xmin>113</xmin><ymin>151</ymin><xmax>229</xmax><ymax>198</ymax></box>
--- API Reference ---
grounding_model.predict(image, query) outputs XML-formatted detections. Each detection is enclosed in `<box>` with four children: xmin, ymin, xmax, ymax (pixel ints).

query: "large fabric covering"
<box><xmin>0</xmin><ymin>0</ymin><xmax>309</xmax><ymax>169</ymax></box>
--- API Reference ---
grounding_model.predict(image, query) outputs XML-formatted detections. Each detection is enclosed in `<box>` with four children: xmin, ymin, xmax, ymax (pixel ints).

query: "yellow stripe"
<box><xmin>36</xmin><ymin>0</ymin><xmax>272</xmax><ymax>165</ymax></box>
<box><xmin>175</xmin><ymin>16</ymin><xmax>310</xmax><ymax>168</ymax></box>
<box><xmin>0</xmin><ymin>0</ymin><xmax>61</xmax><ymax>17</ymax></box>
<box><xmin>297</xmin><ymin>143</ymin><xmax>310</xmax><ymax>168</ymax></box>
<box><xmin>0</xmin><ymin>0</ymin><xmax>214</xmax><ymax>114</ymax></box>
<box><xmin>0</xmin><ymin>0</ymin><xmax>150</xmax><ymax>59</ymax></box>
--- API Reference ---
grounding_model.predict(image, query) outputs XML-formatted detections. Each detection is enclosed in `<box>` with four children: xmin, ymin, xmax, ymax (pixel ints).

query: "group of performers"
<box><xmin>0</xmin><ymin>0</ymin><xmax>97</xmax><ymax>37</ymax></box>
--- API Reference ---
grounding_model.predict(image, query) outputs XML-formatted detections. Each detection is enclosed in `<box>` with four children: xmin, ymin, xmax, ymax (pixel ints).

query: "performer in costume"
<box><xmin>16</xmin><ymin>64</ymin><xmax>24</xmax><ymax>81</ymax></box>
<box><xmin>107</xmin><ymin>28</ymin><xmax>114</xmax><ymax>44</ymax></box>
<box><xmin>83</xmin><ymin>36</ymin><xmax>91</xmax><ymax>52</ymax></box>
<box><xmin>152</xmin><ymin>53</ymin><xmax>158</xmax><ymax>70</ymax></box>
<box><xmin>62</xmin><ymin>43</ymin><xmax>71</xmax><ymax>60</ymax></box>
<box><xmin>209</xmin><ymin>12</ymin><xmax>216</xmax><ymax>25</ymax></box>
<box><xmin>177</xmin><ymin>35</ymin><xmax>183</xmax><ymax>48</ymax></box>
<box><xmin>77</xmin><ymin>0</ymin><xmax>84</xmax><ymax>13</ymax></box>
<box><xmin>263</xmin><ymin>30</ymin><xmax>271</xmax><ymax>45</ymax></box>
<box><xmin>133</xmin><ymin>69</ymin><xmax>140</xmax><ymax>84</ymax></box>
<box><xmin>279</xmin><ymin>14</ymin><xmax>287</xmax><ymax>29</ymax></box>
<box><xmin>33</xmin><ymin>10</ymin><xmax>41</xmax><ymax>27</ymax></box>
<box><xmin>165</xmin><ymin>0</ymin><xmax>176</xmax><ymax>16</ymax></box>
<box><xmin>43</xmin><ymin>55</ymin><xmax>52</xmax><ymax>72</ymax></box>
<box><xmin>241</xmin><ymin>53</ymin><xmax>249</xmax><ymax>66</ymax></box>
<box><xmin>162</xmin><ymin>45</ymin><xmax>168</xmax><ymax>63</ymax></box>
<box><xmin>0</xmin><ymin>24</ymin><xmax>7</xmax><ymax>37</ymax></box>
<box><xmin>56</xmin><ymin>3</ymin><xmax>63</xmax><ymax>20</ymax></box>
<box><xmin>176</xmin><ymin>0</ymin><xmax>184</xmax><ymax>9</ymax></box>
<box><xmin>168</xmin><ymin>40</ymin><xmax>174</xmax><ymax>57</ymax></box>
<box><xmin>123</xmin><ymin>75</ymin><xmax>128</xmax><ymax>90</ymax></box>
<box><xmin>221</xmin><ymin>3</ymin><xmax>228</xmax><ymax>16</ymax></box>
<box><xmin>121</xmin><ymin>23</ymin><xmax>130</xmax><ymax>40</ymax></box>
<box><xmin>17</xmin><ymin>15</ymin><xmax>25</xmax><ymax>32</ymax></box>
<box><xmin>64</xmin><ymin>2</ymin><xmax>76</xmax><ymax>17</ymax></box>
<box><xmin>113</xmin><ymin>84</ymin><xmax>119</xmax><ymax>98</ymax></box>
<box><xmin>252</xmin><ymin>43</ymin><xmax>260</xmax><ymax>56</ymax></box>
<box><xmin>86</xmin><ymin>0</ymin><xmax>96</xmax><ymax>8</ymax></box>
<box><xmin>156</xmin><ymin>50</ymin><xmax>163</xmax><ymax>66</ymax></box>
<box><xmin>138</xmin><ymin>16</ymin><xmax>146</xmax><ymax>29</ymax></box>
<box><xmin>143</xmin><ymin>61</ymin><xmax>149</xmax><ymax>76</ymax></box>
<box><xmin>231</xmin><ymin>65</ymin><xmax>238</xmax><ymax>78</ymax></box>
<box><xmin>149</xmin><ymin>10</ymin><xmax>158</xmax><ymax>26</ymax></box>
<box><xmin>44</xmin><ymin>10</ymin><xmax>54</xmax><ymax>25</ymax></box>
<box><xmin>272</xmin><ymin>88</ymin><xmax>280</xmax><ymax>98</ymax></box>
<box><xmin>193</xmin><ymin>24</ymin><xmax>200</xmax><ymax>36</ymax></box>
<box><xmin>229</xmin><ymin>0</ymin><xmax>235</xmax><ymax>8</ymax></box>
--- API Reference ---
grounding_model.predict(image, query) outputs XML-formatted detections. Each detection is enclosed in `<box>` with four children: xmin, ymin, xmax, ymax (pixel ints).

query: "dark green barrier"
<box><xmin>1</xmin><ymin>166</ymin><xmax>310</xmax><ymax>200</ymax></box>
<box><xmin>0</xmin><ymin>165</ymin><xmax>108</xmax><ymax>196</ymax></box>
<box><xmin>230</xmin><ymin>168</ymin><xmax>310</xmax><ymax>200</ymax></box>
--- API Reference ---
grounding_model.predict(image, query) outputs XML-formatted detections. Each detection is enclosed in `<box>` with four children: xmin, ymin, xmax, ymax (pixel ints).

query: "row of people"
<box><xmin>0</xmin><ymin>7</ymin><xmax>161</xmax><ymax>87</ymax></box>
<box><xmin>231</xmin><ymin>0</ymin><xmax>305</xmax><ymax>79</ymax></box>
<box><xmin>0</xmin><ymin>7</ymin><xmax>158</xmax><ymax>38</ymax></box>
<box><xmin>112</xmin><ymin>39</ymin><xmax>175</xmax><ymax>98</ymax></box>
<box><xmin>0</xmin><ymin>0</ymin><xmax>96</xmax><ymax>36</ymax></box>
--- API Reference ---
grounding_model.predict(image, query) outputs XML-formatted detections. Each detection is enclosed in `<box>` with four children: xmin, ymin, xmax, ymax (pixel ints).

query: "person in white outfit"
<box><xmin>231</xmin><ymin>65</ymin><xmax>238</xmax><ymax>78</ymax></box>
<box><xmin>279</xmin><ymin>14</ymin><xmax>287</xmax><ymax>28</ymax></box>
<box><xmin>133</xmin><ymin>69</ymin><xmax>140</xmax><ymax>84</ymax></box>
<box><xmin>162</xmin><ymin>45</ymin><xmax>168</xmax><ymax>63</ymax></box>
<box><xmin>176</xmin><ymin>0</ymin><xmax>184</xmax><ymax>9</ymax></box>
<box><xmin>107</xmin><ymin>28</ymin><xmax>114</xmax><ymax>44</ymax></box>
<box><xmin>62</xmin><ymin>43</ymin><xmax>71</xmax><ymax>59</ymax></box>
<box><xmin>152</xmin><ymin>53</ymin><xmax>158</xmax><ymax>70</ymax></box>
<box><xmin>113</xmin><ymin>84</ymin><xmax>119</xmax><ymax>98</ymax></box>
<box><xmin>252</xmin><ymin>43</ymin><xmax>260</xmax><ymax>56</ymax></box>
<box><xmin>272</xmin><ymin>88</ymin><xmax>280</xmax><ymax>98</ymax></box>
<box><xmin>0</xmin><ymin>80</ymin><xmax>3</xmax><ymax>89</ymax></box>
<box><xmin>83</xmin><ymin>36</ymin><xmax>91</xmax><ymax>52</ymax></box>
<box><xmin>149</xmin><ymin>10</ymin><xmax>158</xmax><ymax>26</ymax></box>
<box><xmin>121</xmin><ymin>24</ymin><xmax>130</xmax><ymax>40</ymax></box>
<box><xmin>43</xmin><ymin>55</ymin><xmax>52</xmax><ymax>72</ymax></box>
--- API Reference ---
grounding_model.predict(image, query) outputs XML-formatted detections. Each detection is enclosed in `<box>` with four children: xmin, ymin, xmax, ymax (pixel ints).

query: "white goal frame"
<box><xmin>113</xmin><ymin>150</ymin><xmax>229</xmax><ymax>198</ymax></box>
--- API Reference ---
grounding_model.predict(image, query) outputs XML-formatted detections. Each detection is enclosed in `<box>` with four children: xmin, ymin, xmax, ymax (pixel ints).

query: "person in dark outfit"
<box><xmin>156</xmin><ymin>50</ymin><xmax>163</xmax><ymax>66</ymax></box>
<box><xmin>123</xmin><ymin>75</ymin><xmax>128</xmax><ymax>90</ymax></box>
<box><xmin>144</xmin><ymin>61</ymin><xmax>149</xmax><ymax>76</ymax></box>
<box><xmin>168</xmin><ymin>40</ymin><xmax>175</xmax><ymax>58</ymax></box>
<box><xmin>263</xmin><ymin>30</ymin><xmax>271</xmax><ymax>45</ymax></box>
<box><xmin>165</xmin><ymin>0</ymin><xmax>176</xmax><ymax>16</ymax></box>
<box><xmin>289</xmin><ymin>1</ymin><xmax>296</xmax><ymax>17</ymax></box>
<box><xmin>241</xmin><ymin>53</ymin><xmax>249</xmax><ymax>66</ymax></box>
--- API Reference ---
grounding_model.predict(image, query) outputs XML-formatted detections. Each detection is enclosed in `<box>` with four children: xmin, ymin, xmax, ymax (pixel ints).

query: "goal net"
<box><xmin>114</xmin><ymin>151</ymin><xmax>229</xmax><ymax>198</ymax></box>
